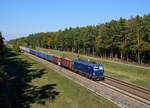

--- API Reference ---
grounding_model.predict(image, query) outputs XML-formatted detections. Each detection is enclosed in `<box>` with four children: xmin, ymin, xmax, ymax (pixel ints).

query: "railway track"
<box><xmin>25</xmin><ymin>52</ymin><xmax>150</xmax><ymax>108</ymax></box>
<box><xmin>101</xmin><ymin>76</ymin><xmax>150</xmax><ymax>106</ymax></box>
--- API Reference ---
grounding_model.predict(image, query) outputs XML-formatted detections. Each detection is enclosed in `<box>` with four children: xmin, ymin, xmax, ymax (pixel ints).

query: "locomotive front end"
<box><xmin>93</xmin><ymin>64</ymin><xmax>104</xmax><ymax>80</ymax></box>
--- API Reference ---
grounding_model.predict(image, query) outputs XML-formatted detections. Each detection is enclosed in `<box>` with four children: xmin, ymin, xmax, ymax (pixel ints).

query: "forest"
<box><xmin>0</xmin><ymin>32</ymin><xmax>5</xmax><ymax>107</ymax></box>
<box><xmin>9</xmin><ymin>13</ymin><xmax>150</xmax><ymax>64</ymax></box>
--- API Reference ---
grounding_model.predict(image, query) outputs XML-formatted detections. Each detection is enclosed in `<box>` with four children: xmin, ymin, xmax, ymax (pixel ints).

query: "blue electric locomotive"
<box><xmin>72</xmin><ymin>60</ymin><xmax>104</xmax><ymax>80</ymax></box>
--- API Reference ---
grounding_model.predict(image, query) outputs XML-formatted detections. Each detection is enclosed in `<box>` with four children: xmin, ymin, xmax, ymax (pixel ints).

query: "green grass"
<box><xmin>37</xmin><ymin>48</ymin><xmax>150</xmax><ymax>89</ymax></box>
<box><xmin>5</xmin><ymin>49</ymin><xmax>120</xmax><ymax>108</ymax></box>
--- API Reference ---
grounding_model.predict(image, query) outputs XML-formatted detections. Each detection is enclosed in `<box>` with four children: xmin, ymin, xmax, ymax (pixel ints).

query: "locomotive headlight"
<box><xmin>99</xmin><ymin>66</ymin><xmax>103</xmax><ymax>70</ymax></box>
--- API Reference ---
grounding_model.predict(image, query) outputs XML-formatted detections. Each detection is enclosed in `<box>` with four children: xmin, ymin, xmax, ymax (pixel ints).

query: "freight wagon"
<box><xmin>30</xmin><ymin>50</ymin><xmax>53</xmax><ymax>62</ymax></box>
<box><xmin>19</xmin><ymin>46</ymin><xmax>30</xmax><ymax>53</ymax></box>
<box><xmin>52</xmin><ymin>55</ymin><xmax>61</xmax><ymax>65</ymax></box>
<box><xmin>61</xmin><ymin>58</ymin><xmax>72</xmax><ymax>69</ymax></box>
<box><xmin>30</xmin><ymin>49</ymin><xmax>37</xmax><ymax>55</ymax></box>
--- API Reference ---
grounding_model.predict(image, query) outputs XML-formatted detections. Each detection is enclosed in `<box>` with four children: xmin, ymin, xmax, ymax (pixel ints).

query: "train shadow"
<box><xmin>4</xmin><ymin>48</ymin><xmax>59</xmax><ymax>108</ymax></box>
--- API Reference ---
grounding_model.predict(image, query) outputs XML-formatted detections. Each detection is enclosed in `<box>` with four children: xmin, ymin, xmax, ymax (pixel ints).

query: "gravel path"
<box><xmin>25</xmin><ymin>52</ymin><xmax>150</xmax><ymax>108</ymax></box>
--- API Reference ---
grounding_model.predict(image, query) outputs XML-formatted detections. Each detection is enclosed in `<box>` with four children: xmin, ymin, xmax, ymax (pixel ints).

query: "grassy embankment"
<box><xmin>37</xmin><ymin>48</ymin><xmax>150</xmax><ymax>89</ymax></box>
<box><xmin>4</xmin><ymin>48</ymin><xmax>120</xmax><ymax>108</ymax></box>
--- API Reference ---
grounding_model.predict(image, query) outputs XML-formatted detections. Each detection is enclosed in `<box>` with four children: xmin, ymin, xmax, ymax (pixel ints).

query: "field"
<box><xmin>37</xmin><ymin>48</ymin><xmax>150</xmax><ymax>89</ymax></box>
<box><xmin>4</xmin><ymin>48</ymin><xmax>120</xmax><ymax>108</ymax></box>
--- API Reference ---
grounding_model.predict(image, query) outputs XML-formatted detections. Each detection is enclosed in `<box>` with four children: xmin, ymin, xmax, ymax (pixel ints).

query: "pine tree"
<box><xmin>119</xmin><ymin>17</ymin><xmax>128</xmax><ymax>60</ymax></box>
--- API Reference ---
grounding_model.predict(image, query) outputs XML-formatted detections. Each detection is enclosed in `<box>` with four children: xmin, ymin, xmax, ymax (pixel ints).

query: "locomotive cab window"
<box><xmin>99</xmin><ymin>66</ymin><xmax>103</xmax><ymax>70</ymax></box>
<box><xmin>94</xmin><ymin>66</ymin><xmax>103</xmax><ymax>71</ymax></box>
<box><xmin>94</xmin><ymin>66</ymin><xmax>99</xmax><ymax>71</ymax></box>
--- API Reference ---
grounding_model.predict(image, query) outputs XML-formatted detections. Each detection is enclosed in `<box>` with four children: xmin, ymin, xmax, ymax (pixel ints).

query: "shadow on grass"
<box><xmin>5</xmin><ymin>48</ymin><xmax>59</xmax><ymax>108</ymax></box>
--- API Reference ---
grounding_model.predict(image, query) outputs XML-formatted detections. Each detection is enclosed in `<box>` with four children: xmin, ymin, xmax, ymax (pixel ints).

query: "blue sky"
<box><xmin>0</xmin><ymin>0</ymin><xmax>150</xmax><ymax>41</ymax></box>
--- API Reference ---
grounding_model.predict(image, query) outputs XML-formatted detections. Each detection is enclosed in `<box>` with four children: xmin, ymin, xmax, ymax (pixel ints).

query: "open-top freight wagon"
<box><xmin>61</xmin><ymin>58</ymin><xmax>72</xmax><ymax>69</ymax></box>
<box><xmin>20</xmin><ymin>46</ymin><xmax>104</xmax><ymax>80</ymax></box>
<box><xmin>52</xmin><ymin>55</ymin><xmax>61</xmax><ymax>65</ymax></box>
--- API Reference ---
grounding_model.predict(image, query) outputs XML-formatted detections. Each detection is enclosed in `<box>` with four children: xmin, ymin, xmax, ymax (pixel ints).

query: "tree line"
<box><xmin>9</xmin><ymin>13</ymin><xmax>150</xmax><ymax>64</ymax></box>
<box><xmin>0</xmin><ymin>32</ymin><xmax>5</xmax><ymax>107</ymax></box>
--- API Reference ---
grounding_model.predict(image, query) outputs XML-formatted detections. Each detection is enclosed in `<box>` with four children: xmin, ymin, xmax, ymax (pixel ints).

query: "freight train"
<box><xmin>20</xmin><ymin>46</ymin><xmax>104</xmax><ymax>80</ymax></box>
